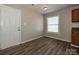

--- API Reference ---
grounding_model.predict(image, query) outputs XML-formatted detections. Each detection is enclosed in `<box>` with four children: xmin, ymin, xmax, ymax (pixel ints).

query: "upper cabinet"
<box><xmin>72</xmin><ymin>8</ymin><xmax>79</xmax><ymax>22</ymax></box>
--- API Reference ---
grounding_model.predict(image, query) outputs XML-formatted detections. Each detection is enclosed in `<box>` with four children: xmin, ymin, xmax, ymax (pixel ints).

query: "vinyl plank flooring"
<box><xmin>0</xmin><ymin>37</ymin><xmax>79</xmax><ymax>55</ymax></box>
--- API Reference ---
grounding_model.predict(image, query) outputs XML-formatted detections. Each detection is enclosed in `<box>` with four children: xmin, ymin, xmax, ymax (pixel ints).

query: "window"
<box><xmin>47</xmin><ymin>16</ymin><xmax>59</xmax><ymax>33</ymax></box>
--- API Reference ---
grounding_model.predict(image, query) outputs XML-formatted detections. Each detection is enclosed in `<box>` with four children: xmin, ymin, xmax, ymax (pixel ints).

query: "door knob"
<box><xmin>18</xmin><ymin>26</ymin><xmax>21</xmax><ymax>31</ymax></box>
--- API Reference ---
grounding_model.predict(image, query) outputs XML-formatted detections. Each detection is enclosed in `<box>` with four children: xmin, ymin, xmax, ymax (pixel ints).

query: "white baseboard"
<box><xmin>21</xmin><ymin>36</ymin><xmax>43</xmax><ymax>44</ymax></box>
<box><xmin>45</xmin><ymin>36</ymin><xmax>71</xmax><ymax>42</ymax></box>
<box><xmin>71</xmin><ymin>44</ymin><xmax>79</xmax><ymax>48</ymax></box>
<box><xmin>0</xmin><ymin>36</ymin><xmax>43</xmax><ymax>50</ymax></box>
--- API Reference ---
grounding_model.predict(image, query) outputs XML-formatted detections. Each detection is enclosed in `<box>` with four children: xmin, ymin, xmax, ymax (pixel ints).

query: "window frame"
<box><xmin>46</xmin><ymin>16</ymin><xmax>60</xmax><ymax>34</ymax></box>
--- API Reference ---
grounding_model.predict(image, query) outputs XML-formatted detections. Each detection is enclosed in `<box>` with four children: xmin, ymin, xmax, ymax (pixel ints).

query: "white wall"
<box><xmin>5</xmin><ymin>5</ymin><xmax>43</xmax><ymax>44</ymax></box>
<box><xmin>44</xmin><ymin>5</ymin><xmax>79</xmax><ymax>42</ymax></box>
<box><xmin>21</xmin><ymin>8</ymin><xmax>43</xmax><ymax>43</ymax></box>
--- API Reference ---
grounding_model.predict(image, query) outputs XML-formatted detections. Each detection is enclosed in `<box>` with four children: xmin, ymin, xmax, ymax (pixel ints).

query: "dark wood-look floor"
<box><xmin>0</xmin><ymin>37</ymin><xmax>79</xmax><ymax>55</ymax></box>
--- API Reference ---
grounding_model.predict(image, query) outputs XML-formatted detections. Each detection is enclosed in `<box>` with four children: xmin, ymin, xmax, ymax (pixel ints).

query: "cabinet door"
<box><xmin>72</xmin><ymin>29</ymin><xmax>79</xmax><ymax>46</ymax></box>
<box><xmin>72</xmin><ymin>9</ymin><xmax>79</xmax><ymax>22</ymax></box>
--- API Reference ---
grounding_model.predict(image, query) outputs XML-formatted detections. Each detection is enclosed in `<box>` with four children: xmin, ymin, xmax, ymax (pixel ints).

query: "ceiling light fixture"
<box><xmin>43</xmin><ymin>7</ymin><xmax>48</xmax><ymax>11</ymax></box>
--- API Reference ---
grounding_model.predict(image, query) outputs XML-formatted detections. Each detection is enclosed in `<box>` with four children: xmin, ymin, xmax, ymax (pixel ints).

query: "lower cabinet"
<box><xmin>72</xmin><ymin>28</ymin><xmax>79</xmax><ymax>46</ymax></box>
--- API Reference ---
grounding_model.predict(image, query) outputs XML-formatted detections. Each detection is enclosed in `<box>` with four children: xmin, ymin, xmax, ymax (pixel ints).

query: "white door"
<box><xmin>1</xmin><ymin>5</ymin><xmax>21</xmax><ymax>49</ymax></box>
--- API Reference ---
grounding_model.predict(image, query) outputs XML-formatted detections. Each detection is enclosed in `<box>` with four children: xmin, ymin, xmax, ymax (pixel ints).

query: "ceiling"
<box><xmin>30</xmin><ymin>4</ymin><xmax>75</xmax><ymax>14</ymax></box>
<box><xmin>6</xmin><ymin>4</ymin><xmax>76</xmax><ymax>14</ymax></box>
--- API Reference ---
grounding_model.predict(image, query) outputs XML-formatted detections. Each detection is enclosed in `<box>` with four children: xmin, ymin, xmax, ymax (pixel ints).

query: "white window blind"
<box><xmin>47</xmin><ymin>16</ymin><xmax>59</xmax><ymax>32</ymax></box>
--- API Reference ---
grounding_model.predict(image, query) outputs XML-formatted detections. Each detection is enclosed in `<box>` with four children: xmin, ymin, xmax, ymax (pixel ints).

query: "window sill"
<box><xmin>46</xmin><ymin>32</ymin><xmax>60</xmax><ymax>34</ymax></box>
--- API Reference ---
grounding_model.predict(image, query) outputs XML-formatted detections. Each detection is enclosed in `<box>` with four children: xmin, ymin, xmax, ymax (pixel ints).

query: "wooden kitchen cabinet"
<box><xmin>72</xmin><ymin>28</ymin><xmax>79</xmax><ymax>46</ymax></box>
<box><xmin>72</xmin><ymin>9</ymin><xmax>79</xmax><ymax>22</ymax></box>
